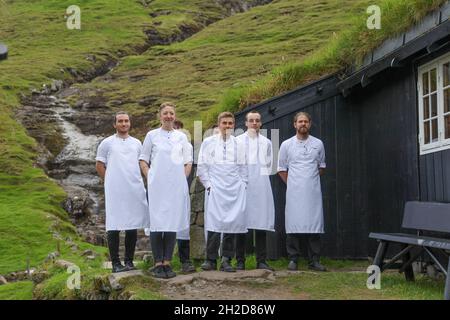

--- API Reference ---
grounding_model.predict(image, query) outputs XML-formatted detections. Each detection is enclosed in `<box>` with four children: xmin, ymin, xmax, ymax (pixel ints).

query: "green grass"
<box><xmin>212</xmin><ymin>0</ymin><xmax>449</xmax><ymax>122</ymax></box>
<box><xmin>0</xmin><ymin>281</ymin><xmax>34</xmax><ymax>300</ymax></box>
<box><xmin>282</xmin><ymin>272</ymin><xmax>444</xmax><ymax>300</ymax></box>
<box><xmin>63</xmin><ymin>0</ymin><xmax>373</xmax><ymax>132</ymax></box>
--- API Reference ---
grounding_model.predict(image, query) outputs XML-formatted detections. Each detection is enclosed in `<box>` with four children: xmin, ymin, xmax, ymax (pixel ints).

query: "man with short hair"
<box><xmin>277</xmin><ymin>112</ymin><xmax>327</xmax><ymax>272</ymax></box>
<box><xmin>235</xmin><ymin>110</ymin><xmax>275</xmax><ymax>271</ymax></box>
<box><xmin>96</xmin><ymin>112</ymin><xmax>150</xmax><ymax>273</ymax></box>
<box><xmin>197</xmin><ymin>112</ymin><xmax>248</xmax><ymax>272</ymax></box>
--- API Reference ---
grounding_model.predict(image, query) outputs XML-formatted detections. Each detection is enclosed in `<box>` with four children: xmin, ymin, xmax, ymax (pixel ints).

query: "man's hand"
<box><xmin>95</xmin><ymin>161</ymin><xmax>106</xmax><ymax>180</ymax></box>
<box><xmin>278</xmin><ymin>171</ymin><xmax>288</xmax><ymax>184</ymax></box>
<box><xmin>139</xmin><ymin>160</ymin><xmax>150</xmax><ymax>179</ymax></box>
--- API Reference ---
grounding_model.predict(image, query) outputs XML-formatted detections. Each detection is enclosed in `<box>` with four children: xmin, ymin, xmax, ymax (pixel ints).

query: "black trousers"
<box><xmin>236</xmin><ymin>230</ymin><xmax>268</xmax><ymax>263</ymax></box>
<box><xmin>206</xmin><ymin>232</ymin><xmax>236</xmax><ymax>260</ymax></box>
<box><xmin>107</xmin><ymin>230</ymin><xmax>137</xmax><ymax>265</ymax></box>
<box><xmin>177</xmin><ymin>239</ymin><xmax>191</xmax><ymax>263</ymax></box>
<box><xmin>286</xmin><ymin>233</ymin><xmax>321</xmax><ymax>263</ymax></box>
<box><xmin>150</xmin><ymin>232</ymin><xmax>176</xmax><ymax>263</ymax></box>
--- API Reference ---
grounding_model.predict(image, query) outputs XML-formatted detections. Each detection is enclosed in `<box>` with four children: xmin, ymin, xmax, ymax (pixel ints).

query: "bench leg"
<box><xmin>373</xmin><ymin>241</ymin><xmax>388</xmax><ymax>268</ymax></box>
<box><xmin>445</xmin><ymin>257</ymin><xmax>450</xmax><ymax>301</ymax></box>
<box><xmin>402</xmin><ymin>244</ymin><xmax>415</xmax><ymax>282</ymax></box>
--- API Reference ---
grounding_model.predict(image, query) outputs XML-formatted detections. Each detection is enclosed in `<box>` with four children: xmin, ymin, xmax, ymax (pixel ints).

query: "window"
<box><xmin>418</xmin><ymin>52</ymin><xmax>450</xmax><ymax>155</ymax></box>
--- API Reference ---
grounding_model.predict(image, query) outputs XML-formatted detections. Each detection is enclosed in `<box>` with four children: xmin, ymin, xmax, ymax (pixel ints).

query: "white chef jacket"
<box><xmin>236</xmin><ymin>132</ymin><xmax>275</xmax><ymax>231</ymax></box>
<box><xmin>278</xmin><ymin>135</ymin><xmax>326</xmax><ymax>234</ymax></box>
<box><xmin>96</xmin><ymin>135</ymin><xmax>150</xmax><ymax>231</ymax></box>
<box><xmin>139</xmin><ymin>128</ymin><xmax>192</xmax><ymax>233</ymax></box>
<box><xmin>197</xmin><ymin>134</ymin><xmax>248</xmax><ymax>234</ymax></box>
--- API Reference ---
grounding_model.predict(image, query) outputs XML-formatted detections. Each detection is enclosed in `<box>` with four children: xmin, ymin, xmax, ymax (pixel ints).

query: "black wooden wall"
<box><xmin>235</xmin><ymin>65</ymin><xmax>422</xmax><ymax>259</ymax></box>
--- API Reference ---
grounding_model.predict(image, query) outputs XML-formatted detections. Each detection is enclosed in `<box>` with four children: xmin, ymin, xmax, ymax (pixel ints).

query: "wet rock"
<box><xmin>62</xmin><ymin>186</ymin><xmax>95</xmax><ymax>219</ymax></box>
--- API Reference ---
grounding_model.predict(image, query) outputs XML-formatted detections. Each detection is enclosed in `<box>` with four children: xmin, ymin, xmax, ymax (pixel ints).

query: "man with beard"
<box><xmin>277</xmin><ymin>112</ymin><xmax>327</xmax><ymax>272</ymax></box>
<box><xmin>96</xmin><ymin>112</ymin><xmax>150</xmax><ymax>273</ymax></box>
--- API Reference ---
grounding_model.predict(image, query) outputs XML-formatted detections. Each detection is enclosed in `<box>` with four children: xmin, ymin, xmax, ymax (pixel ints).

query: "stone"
<box><xmin>85</xmin><ymin>255</ymin><xmax>96</xmax><ymax>261</ymax></box>
<box><xmin>134</xmin><ymin>251</ymin><xmax>151</xmax><ymax>260</ymax></box>
<box><xmin>190</xmin><ymin>191</ymin><xmax>205</xmax><ymax>213</ymax></box>
<box><xmin>167</xmin><ymin>275</ymin><xmax>194</xmax><ymax>286</ymax></box>
<box><xmin>195</xmin><ymin>210</ymin><xmax>204</xmax><ymax>227</ymax></box>
<box><xmin>31</xmin><ymin>271</ymin><xmax>50</xmax><ymax>284</ymax></box>
<box><xmin>54</xmin><ymin>259</ymin><xmax>76</xmax><ymax>269</ymax></box>
<box><xmin>108</xmin><ymin>270</ymin><xmax>144</xmax><ymax>291</ymax></box>
<box><xmin>143</xmin><ymin>253</ymin><xmax>153</xmax><ymax>263</ymax></box>
<box><xmin>0</xmin><ymin>275</ymin><xmax>7</xmax><ymax>285</ymax></box>
<box><xmin>189</xmin><ymin>225</ymin><xmax>206</xmax><ymax>260</ymax></box>
<box><xmin>189</xmin><ymin>176</ymin><xmax>205</xmax><ymax>194</ymax></box>
<box><xmin>82</xmin><ymin>249</ymin><xmax>94</xmax><ymax>256</ymax></box>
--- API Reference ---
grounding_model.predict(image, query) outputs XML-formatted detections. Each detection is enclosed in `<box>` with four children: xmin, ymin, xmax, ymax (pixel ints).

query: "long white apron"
<box><xmin>285</xmin><ymin>139</ymin><xmax>324</xmax><ymax>234</ymax></box>
<box><xmin>147</xmin><ymin>134</ymin><xmax>190</xmax><ymax>232</ymax></box>
<box><xmin>205</xmin><ymin>139</ymin><xmax>247</xmax><ymax>234</ymax></box>
<box><xmin>239</xmin><ymin>133</ymin><xmax>275</xmax><ymax>231</ymax></box>
<box><xmin>104</xmin><ymin>138</ymin><xmax>149</xmax><ymax>231</ymax></box>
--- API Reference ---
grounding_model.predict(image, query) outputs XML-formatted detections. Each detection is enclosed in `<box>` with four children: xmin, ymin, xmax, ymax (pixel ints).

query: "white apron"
<box><xmin>237</xmin><ymin>132</ymin><xmax>275</xmax><ymax>231</ymax></box>
<box><xmin>101</xmin><ymin>136</ymin><xmax>149</xmax><ymax>231</ymax></box>
<box><xmin>198</xmin><ymin>135</ymin><xmax>247</xmax><ymax>234</ymax></box>
<box><xmin>281</xmin><ymin>136</ymin><xmax>325</xmax><ymax>234</ymax></box>
<box><xmin>145</xmin><ymin>130</ymin><xmax>190</xmax><ymax>232</ymax></box>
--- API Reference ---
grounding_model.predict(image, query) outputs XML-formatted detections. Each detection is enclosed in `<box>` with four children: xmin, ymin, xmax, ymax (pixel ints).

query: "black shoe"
<box><xmin>112</xmin><ymin>262</ymin><xmax>127</xmax><ymax>273</ymax></box>
<box><xmin>256</xmin><ymin>261</ymin><xmax>274</xmax><ymax>271</ymax></box>
<box><xmin>163</xmin><ymin>265</ymin><xmax>176</xmax><ymax>279</ymax></box>
<box><xmin>236</xmin><ymin>260</ymin><xmax>245</xmax><ymax>271</ymax></box>
<box><xmin>287</xmin><ymin>260</ymin><xmax>298</xmax><ymax>271</ymax></box>
<box><xmin>309</xmin><ymin>261</ymin><xmax>327</xmax><ymax>272</ymax></box>
<box><xmin>181</xmin><ymin>261</ymin><xmax>196</xmax><ymax>273</ymax></box>
<box><xmin>124</xmin><ymin>261</ymin><xmax>136</xmax><ymax>271</ymax></box>
<box><xmin>200</xmin><ymin>260</ymin><xmax>217</xmax><ymax>271</ymax></box>
<box><xmin>150</xmin><ymin>265</ymin><xmax>166</xmax><ymax>279</ymax></box>
<box><xmin>219</xmin><ymin>258</ymin><xmax>236</xmax><ymax>272</ymax></box>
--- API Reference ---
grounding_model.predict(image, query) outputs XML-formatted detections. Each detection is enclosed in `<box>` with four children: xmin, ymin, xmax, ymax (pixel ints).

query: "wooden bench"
<box><xmin>369</xmin><ymin>201</ymin><xmax>450</xmax><ymax>300</ymax></box>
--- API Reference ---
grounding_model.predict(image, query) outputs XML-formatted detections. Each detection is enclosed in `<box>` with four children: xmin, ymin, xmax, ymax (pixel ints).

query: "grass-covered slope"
<box><xmin>216</xmin><ymin>0</ymin><xmax>449</xmax><ymax>119</ymax></box>
<box><xmin>0</xmin><ymin>0</ymin><xmax>237</xmax><ymax>286</ymax></box>
<box><xmin>65</xmin><ymin>0</ymin><xmax>373</xmax><ymax>131</ymax></box>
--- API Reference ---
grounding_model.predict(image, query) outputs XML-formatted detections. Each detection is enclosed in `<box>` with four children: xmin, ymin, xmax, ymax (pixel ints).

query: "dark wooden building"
<box><xmin>235</xmin><ymin>2</ymin><xmax>450</xmax><ymax>259</ymax></box>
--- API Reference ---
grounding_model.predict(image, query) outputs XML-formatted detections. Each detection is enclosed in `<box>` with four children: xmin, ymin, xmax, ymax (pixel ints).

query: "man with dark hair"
<box><xmin>96</xmin><ymin>112</ymin><xmax>149</xmax><ymax>273</ymax></box>
<box><xmin>197</xmin><ymin>112</ymin><xmax>248</xmax><ymax>272</ymax></box>
<box><xmin>277</xmin><ymin>112</ymin><xmax>327</xmax><ymax>272</ymax></box>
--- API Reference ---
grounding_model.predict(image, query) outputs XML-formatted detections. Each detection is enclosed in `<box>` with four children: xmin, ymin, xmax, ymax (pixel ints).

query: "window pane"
<box><xmin>422</xmin><ymin>72</ymin><xmax>429</xmax><ymax>95</ymax></box>
<box><xmin>445</xmin><ymin>88</ymin><xmax>450</xmax><ymax>113</ymax></box>
<box><xmin>432</xmin><ymin>119</ymin><xmax>438</xmax><ymax>142</ymax></box>
<box><xmin>446</xmin><ymin>115</ymin><xmax>450</xmax><ymax>139</ymax></box>
<box><xmin>424</xmin><ymin>121</ymin><xmax>430</xmax><ymax>144</ymax></box>
<box><xmin>423</xmin><ymin>97</ymin><xmax>430</xmax><ymax>119</ymax></box>
<box><xmin>430</xmin><ymin>68</ymin><xmax>437</xmax><ymax>92</ymax></box>
<box><xmin>431</xmin><ymin>93</ymin><xmax>437</xmax><ymax>117</ymax></box>
<box><xmin>444</xmin><ymin>63</ymin><xmax>450</xmax><ymax>87</ymax></box>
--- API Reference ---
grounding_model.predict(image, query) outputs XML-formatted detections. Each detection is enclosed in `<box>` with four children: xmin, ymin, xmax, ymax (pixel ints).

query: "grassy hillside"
<box><xmin>0</xmin><ymin>0</ymin><xmax>241</xmax><ymax>297</ymax></box>
<box><xmin>63</xmin><ymin>0</ymin><xmax>373</xmax><ymax>132</ymax></box>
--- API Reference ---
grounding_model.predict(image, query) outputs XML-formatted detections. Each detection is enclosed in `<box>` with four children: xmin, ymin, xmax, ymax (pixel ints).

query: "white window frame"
<box><xmin>418</xmin><ymin>52</ymin><xmax>450</xmax><ymax>155</ymax></box>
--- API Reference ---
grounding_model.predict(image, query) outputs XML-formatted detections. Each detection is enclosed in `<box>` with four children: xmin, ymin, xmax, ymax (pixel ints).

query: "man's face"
<box><xmin>294</xmin><ymin>115</ymin><xmax>311</xmax><ymax>135</ymax></box>
<box><xmin>218</xmin><ymin>117</ymin><xmax>235</xmax><ymax>136</ymax></box>
<box><xmin>245</xmin><ymin>113</ymin><xmax>261</xmax><ymax>134</ymax></box>
<box><xmin>114</xmin><ymin>114</ymin><xmax>131</xmax><ymax>134</ymax></box>
<box><xmin>160</xmin><ymin>106</ymin><xmax>175</xmax><ymax>127</ymax></box>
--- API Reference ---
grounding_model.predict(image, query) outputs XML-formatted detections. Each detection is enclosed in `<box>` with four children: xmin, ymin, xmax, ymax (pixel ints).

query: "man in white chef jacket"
<box><xmin>197</xmin><ymin>112</ymin><xmax>248</xmax><ymax>272</ymax></box>
<box><xmin>277</xmin><ymin>112</ymin><xmax>327</xmax><ymax>272</ymax></box>
<box><xmin>235</xmin><ymin>110</ymin><xmax>275</xmax><ymax>271</ymax></box>
<box><xmin>96</xmin><ymin>112</ymin><xmax>150</xmax><ymax>273</ymax></box>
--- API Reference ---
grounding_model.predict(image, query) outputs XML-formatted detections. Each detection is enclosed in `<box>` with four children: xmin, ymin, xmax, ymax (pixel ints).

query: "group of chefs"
<box><xmin>95</xmin><ymin>102</ymin><xmax>327</xmax><ymax>279</ymax></box>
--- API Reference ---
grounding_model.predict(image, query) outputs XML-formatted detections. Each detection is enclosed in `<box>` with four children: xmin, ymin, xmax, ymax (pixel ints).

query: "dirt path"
<box><xmin>158</xmin><ymin>270</ymin><xmax>309</xmax><ymax>300</ymax></box>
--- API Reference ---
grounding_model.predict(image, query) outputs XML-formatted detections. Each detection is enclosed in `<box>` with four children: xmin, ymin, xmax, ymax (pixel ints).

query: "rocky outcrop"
<box><xmin>189</xmin><ymin>171</ymin><xmax>206</xmax><ymax>260</ymax></box>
